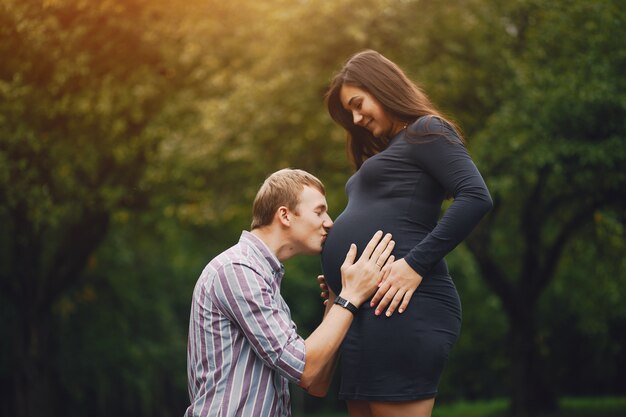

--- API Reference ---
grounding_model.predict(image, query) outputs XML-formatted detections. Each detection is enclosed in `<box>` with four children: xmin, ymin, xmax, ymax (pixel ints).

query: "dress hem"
<box><xmin>338</xmin><ymin>390</ymin><xmax>438</xmax><ymax>402</ymax></box>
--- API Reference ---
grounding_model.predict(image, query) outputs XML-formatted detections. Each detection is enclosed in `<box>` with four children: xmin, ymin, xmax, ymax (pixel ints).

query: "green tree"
<box><xmin>161</xmin><ymin>1</ymin><xmax>626</xmax><ymax>415</ymax></box>
<box><xmin>464</xmin><ymin>0</ymin><xmax>626</xmax><ymax>414</ymax></box>
<box><xmin>0</xmin><ymin>0</ymin><xmax>196</xmax><ymax>415</ymax></box>
<box><xmin>3</xmin><ymin>0</ymin><xmax>624</xmax><ymax>415</ymax></box>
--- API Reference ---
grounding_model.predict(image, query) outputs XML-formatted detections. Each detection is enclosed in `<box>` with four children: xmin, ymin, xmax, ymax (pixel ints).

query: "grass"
<box><xmin>295</xmin><ymin>397</ymin><xmax>626</xmax><ymax>417</ymax></box>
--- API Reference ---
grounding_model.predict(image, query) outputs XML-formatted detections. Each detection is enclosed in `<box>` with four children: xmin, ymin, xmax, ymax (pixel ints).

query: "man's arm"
<box><xmin>212</xmin><ymin>263</ymin><xmax>307</xmax><ymax>383</ymax></box>
<box><xmin>299</xmin><ymin>231</ymin><xmax>395</xmax><ymax>394</ymax></box>
<box><xmin>302</xmin><ymin>286</ymin><xmax>337</xmax><ymax>397</ymax></box>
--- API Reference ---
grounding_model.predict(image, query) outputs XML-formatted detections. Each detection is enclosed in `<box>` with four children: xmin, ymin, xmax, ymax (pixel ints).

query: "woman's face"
<box><xmin>340</xmin><ymin>84</ymin><xmax>403</xmax><ymax>138</ymax></box>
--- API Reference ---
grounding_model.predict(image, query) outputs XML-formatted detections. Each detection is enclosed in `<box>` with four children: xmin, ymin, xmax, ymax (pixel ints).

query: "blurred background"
<box><xmin>1</xmin><ymin>0</ymin><xmax>625</xmax><ymax>416</ymax></box>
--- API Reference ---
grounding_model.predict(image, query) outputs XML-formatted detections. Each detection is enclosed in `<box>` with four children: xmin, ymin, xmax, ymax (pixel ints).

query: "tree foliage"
<box><xmin>0</xmin><ymin>0</ymin><xmax>198</xmax><ymax>415</ymax></box>
<box><xmin>465</xmin><ymin>0</ymin><xmax>626</xmax><ymax>414</ymax></box>
<box><xmin>1</xmin><ymin>0</ymin><xmax>625</xmax><ymax>416</ymax></box>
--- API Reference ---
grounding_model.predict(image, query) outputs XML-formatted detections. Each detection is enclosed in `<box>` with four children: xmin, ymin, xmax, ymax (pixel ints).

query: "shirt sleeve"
<box><xmin>211</xmin><ymin>262</ymin><xmax>306</xmax><ymax>384</ymax></box>
<box><xmin>404</xmin><ymin>116</ymin><xmax>493</xmax><ymax>276</ymax></box>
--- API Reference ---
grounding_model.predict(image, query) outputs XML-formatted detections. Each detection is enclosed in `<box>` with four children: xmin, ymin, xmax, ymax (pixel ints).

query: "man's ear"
<box><xmin>276</xmin><ymin>206</ymin><xmax>291</xmax><ymax>227</ymax></box>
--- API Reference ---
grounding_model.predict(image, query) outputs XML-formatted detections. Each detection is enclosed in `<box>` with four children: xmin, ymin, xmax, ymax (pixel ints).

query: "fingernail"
<box><xmin>399</xmin><ymin>309</ymin><xmax>404</xmax><ymax>313</ymax></box>
<box><xmin>375</xmin><ymin>310</ymin><xmax>380</xmax><ymax>315</ymax></box>
<box><xmin>370</xmin><ymin>302</ymin><xmax>375</xmax><ymax>307</ymax></box>
<box><xmin>386</xmin><ymin>311</ymin><xmax>391</xmax><ymax>317</ymax></box>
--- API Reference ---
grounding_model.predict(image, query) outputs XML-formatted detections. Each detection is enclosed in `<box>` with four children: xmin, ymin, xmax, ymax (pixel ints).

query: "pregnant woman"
<box><xmin>321</xmin><ymin>50</ymin><xmax>493</xmax><ymax>417</ymax></box>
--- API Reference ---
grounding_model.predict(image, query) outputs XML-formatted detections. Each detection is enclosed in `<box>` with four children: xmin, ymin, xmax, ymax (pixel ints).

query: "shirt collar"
<box><xmin>240</xmin><ymin>231</ymin><xmax>284</xmax><ymax>281</ymax></box>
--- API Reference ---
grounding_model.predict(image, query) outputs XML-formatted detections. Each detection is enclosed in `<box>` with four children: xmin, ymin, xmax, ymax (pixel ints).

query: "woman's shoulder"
<box><xmin>404</xmin><ymin>115</ymin><xmax>463</xmax><ymax>148</ymax></box>
<box><xmin>407</xmin><ymin>115</ymin><xmax>452</xmax><ymax>136</ymax></box>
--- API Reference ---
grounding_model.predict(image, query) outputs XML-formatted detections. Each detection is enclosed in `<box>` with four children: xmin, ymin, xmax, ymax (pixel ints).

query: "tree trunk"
<box><xmin>508</xmin><ymin>308</ymin><xmax>558</xmax><ymax>417</ymax></box>
<box><xmin>13</xmin><ymin>311</ymin><xmax>54</xmax><ymax>417</ymax></box>
<box><xmin>7</xmin><ymin>207</ymin><xmax>51</xmax><ymax>417</ymax></box>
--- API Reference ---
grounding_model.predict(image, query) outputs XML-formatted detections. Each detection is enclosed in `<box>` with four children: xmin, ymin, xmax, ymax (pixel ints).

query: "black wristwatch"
<box><xmin>334</xmin><ymin>296</ymin><xmax>358</xmax><ymax>315</ymax></box>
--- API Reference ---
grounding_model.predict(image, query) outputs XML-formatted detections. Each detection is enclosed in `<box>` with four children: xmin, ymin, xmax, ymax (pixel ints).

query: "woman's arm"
<box><xmin>371</xmin><ymin>117</ymin><xmax>492</xmax><ymax>316</ymax></box>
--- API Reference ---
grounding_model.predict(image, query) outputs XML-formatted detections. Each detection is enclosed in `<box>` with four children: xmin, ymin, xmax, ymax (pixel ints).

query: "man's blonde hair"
<box><xmin>251</xmin><ymin>168</ymin><xmax>325</xmax><ymax>230</ymax></box>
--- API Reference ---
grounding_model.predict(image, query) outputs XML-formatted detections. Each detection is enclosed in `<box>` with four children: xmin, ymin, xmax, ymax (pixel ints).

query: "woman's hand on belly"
<box><xmin>370</xmin><ymin>258</ymin><xmax>423</xmax><ymax>317</ymax></box>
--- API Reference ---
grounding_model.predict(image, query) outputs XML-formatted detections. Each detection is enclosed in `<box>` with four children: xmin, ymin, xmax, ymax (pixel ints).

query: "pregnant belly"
<box><xmin>321</xmin><ymin>209</ymin><xmax>422</xmax><ymax>295</ymax></box>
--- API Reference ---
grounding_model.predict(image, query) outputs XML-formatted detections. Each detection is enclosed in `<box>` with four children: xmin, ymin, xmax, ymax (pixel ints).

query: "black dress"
<box><xmin>321</xmin><ymin>116</ymin><xmax>492</xmax><ymax>401</ymax></box>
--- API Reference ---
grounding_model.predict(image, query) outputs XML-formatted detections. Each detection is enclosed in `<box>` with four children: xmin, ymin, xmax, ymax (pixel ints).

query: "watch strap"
<box><xmin>334</xmin><ymin>295</ymin><xmax>358</xmax><ymax>315</ymax></box>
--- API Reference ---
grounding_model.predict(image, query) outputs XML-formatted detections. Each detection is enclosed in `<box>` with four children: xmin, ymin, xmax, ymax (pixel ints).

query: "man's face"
<box><xmin>289</xmin><ymin>186</ymin><xmax>333</xmax><ymax>255</ymax></box>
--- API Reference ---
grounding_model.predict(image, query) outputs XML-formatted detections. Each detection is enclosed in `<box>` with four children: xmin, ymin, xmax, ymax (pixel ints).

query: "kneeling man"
<box><xmin>185</xmin><ymin>168</ymin><xmax>394</xmax><ymax>417</ymax></box>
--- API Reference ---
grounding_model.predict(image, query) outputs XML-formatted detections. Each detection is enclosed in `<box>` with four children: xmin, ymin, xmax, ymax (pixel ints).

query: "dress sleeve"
<box><xmin>211</xmin><ymin>262</ymin><xmax>306</xmax><ymax>384</ymax></box>
<box><xmin>403</xmin><ymin>116</ymin><xmax>493</xmax><ymax>277</ymax></box>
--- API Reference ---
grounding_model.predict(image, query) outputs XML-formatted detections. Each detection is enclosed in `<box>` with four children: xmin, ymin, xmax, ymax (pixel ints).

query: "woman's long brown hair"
<box><xmin>325</xmin><ymin>50</ymin><xmax>463</xmax><ymax>169</ymax></box>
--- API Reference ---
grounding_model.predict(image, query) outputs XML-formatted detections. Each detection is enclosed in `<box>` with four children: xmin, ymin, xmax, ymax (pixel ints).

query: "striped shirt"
<box><xmin>185</xmin><ymin>231</ymin><xmax>307</xmax><ymax>417</ymax></box>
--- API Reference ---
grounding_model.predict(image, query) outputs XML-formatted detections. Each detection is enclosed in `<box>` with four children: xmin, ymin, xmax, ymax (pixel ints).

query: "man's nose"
<box><xmin>324</xmin><ymin>215</ymin><xmax>334</xmax><ymax>228</ymax></box>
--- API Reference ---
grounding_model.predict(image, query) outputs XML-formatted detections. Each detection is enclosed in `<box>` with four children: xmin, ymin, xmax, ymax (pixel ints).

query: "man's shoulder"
<box><xmin>199</xmin><ymin>241</ymin><xmax>268</xmax><ymax>291</ymax></box>
<box><xmin>192</xmin><ymin>243</ymin><xmax>248</xmax><ymax>300</ymax></box>
<box><xmin>197</xmin><ymin>241</ymin><xmax>271</xmax><ymax>310</ymax></box>
<box><xmin>209</xmin><ymin>240</ymin><xmax>260</xmax><ymax>272</ymax></box>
